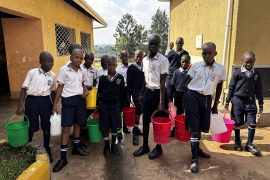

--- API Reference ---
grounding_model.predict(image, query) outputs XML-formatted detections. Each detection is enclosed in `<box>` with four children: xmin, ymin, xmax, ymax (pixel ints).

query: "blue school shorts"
<box><xmin>24</xmin><ymin>95</ymin><xmax>52</xmax><ymax>132</ymax></box>
<box><xmin>230</xmin><ymin>96</ymin><xmax>257</xmax><ymax>126</ymax></box>
<box><xmin>131</xmin><ymin>89</ymin><xmax>143</xmax><ymax>115</ymax></box>
<box><xmin>61</xmin><ymin>95</ymin><xmax>87</xmax><ymax>127</ymax></box>
<box><xmin>142</xmin><ymin>89</ymin><xmax>169</xmax><ymax>125</ymax></box>
<box><xmin>99</xmin><ymin>102</ymin><xmax>121</xmax><ymax>132</ymax></box>
<box><xmin>185</xmin><ymin>90</ymin><xmax>212</xmax><ymax>133</ymax></box>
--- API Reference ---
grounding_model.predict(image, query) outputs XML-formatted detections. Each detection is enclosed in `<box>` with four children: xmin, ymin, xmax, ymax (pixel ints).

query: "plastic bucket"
<box><xmin>174</xmin><ymin>115</ymin><xmax>190</xmax><ymax>142</ymax></box>
<box><xmin>123</xmin><ymin>102</ymin><xmax>136</xmax><ymax>126</ymax></box>
<box><xmin>92</xmin><ymin>113</ymin><xmax>99</xmax><ymax>119</ymax></box>
<box><xmin>212</xmin><ymin>111</ymin><xmax>235</xmax><ymax>143</ymax></box>
<box><xmin>5</xmin><ymin>113</ymin><xmax>29</xmax><ymax>147</ymax></box>
<box><xmin>152</xmin><ymin>110</ymin><xmax>171</xmax><ymax>145</ymax></box>
<box><xmin>86</xmin><ymin>87</ymin><xmax>98</xmax><ymax>109</ymax></box>
<box><xmin>87</xmin><ymin>114</ymin><xmax>103</xmax><ymax>143</ymax></box>
<box><xmin>169</xmin><ymin>104</ymin><xmax>177</xmax><ymax>125</ymax></box>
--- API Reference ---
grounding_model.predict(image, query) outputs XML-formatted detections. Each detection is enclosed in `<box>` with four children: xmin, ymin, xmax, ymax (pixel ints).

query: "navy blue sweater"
<box><xmin>226</xmin><ymin>69</ymin><xmax>264</xmax><ymax>106</ymax></box>
<box><xmin>168</xmin><ymin>50</ymin><xmax>189</xmax><ymax>75</ymax></box>
<box><xmin>170</xmin><ymin>68</ymin><xmax>189</xmax><ymax>98</ymax></box>
<box><xmin>126</xmin><ymin>63</ymin><xmax>144</xmax><ymax>92</ymax></box>
<box><xmin>97</xmin><ymin>73</ymin><xmax>125</xmax><ymax>105</ymax></box>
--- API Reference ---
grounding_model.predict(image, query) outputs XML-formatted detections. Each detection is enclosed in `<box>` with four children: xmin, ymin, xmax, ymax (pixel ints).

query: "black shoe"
<box><xmin>80</xmin><ymin>141</ymin><xmax>87</xmax><ymax>149</ymax></box>
<box><xmin>53</xmin><ymin>159</ymin><xmax>68</xmax><ymax>172</ymax></box>
<box><xmin>190</xmin><ymin>159</ymin><xmax>199</xmax><ymax>173</ymax></box>
<box><xmin>197</xmin><ymin>148</ymin><xmax>211</xmax><ymax>158</ymax></box>
<box><xmin>132</xmin><ymin>128</ymin><xmax>143</xmax><ymax>136</ymax></box>
<box><xmin>133</xmin><ymin>135</ymin><xmax>139</xmax><ymax>146</ymax></box>
<box><xmin>133</xmin><ymin>146</ymin><xmax>150</xmax><ymax>157</ymax></box>
<box><xmin>170</xmin><ymin>128</ymin><xmax>175</xmax><ymax>137</ymax></box>
<box><xmin>72</xmin><ymin>147</ymin><xmax>89</xmax><ymax>156</ymax></box>
<box><xmin>245</xmin><ymin>143</ymin><xmax>261</xmax><ymax>156</ymax></box>
<box><xmin>123</xmin><ymin>126</ymin><xmax>131</xmax><ymax>134</ymax></box>
<box><xmin>45</xmin><ymin>147</ymin><xmax>53</xmax><ymax>163</ymax></box>
<box><xmin>117</xmin><ymin>132</ymin><xmax>123</xmax><ymax>140</ymax></box>
<box><xmin>111</xmin><ymin>144</ymin><xmax>119</xmax><ymax>155</ymax></box>
<box><xmin>149</xmin><ymin>147</ymin><xmax>163</xmax><ymax>159</ymax></box>
<box><xmin>234</xmin><ymin>139</ymin><xmax>243</xmax><ymax>151</ymax></box>
<box><xmin>104</xmin><ymin>146</ymin><xmax>110</xmax><ymax>157</ymax></box>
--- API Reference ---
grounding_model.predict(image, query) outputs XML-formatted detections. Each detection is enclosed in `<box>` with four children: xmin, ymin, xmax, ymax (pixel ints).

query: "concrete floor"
<box><xmin>1</xmin><ymin>97</ymin><xmax>270</xmax><ymax>180</ymax></box>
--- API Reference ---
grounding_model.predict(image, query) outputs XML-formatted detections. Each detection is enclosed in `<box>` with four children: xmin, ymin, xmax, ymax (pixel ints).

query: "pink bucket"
<box><xmin>212</xmin><ymin>110</ymin><xmax>235</xmax><ymax>143</ymax></box>
<box><xmin>169</xmin><ymin>104</ymin><xmax>177</xmax><ymax>125</ymax></box>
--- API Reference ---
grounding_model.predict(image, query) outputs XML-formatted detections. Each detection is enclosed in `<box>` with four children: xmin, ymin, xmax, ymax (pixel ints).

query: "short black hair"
<box><xmin>107</xmin><ymin>56</ymin><xmax>117</xmax><ymax>63</ymax></box>
<box><xmin>203</xmin><ymin>42</ymin><xmax>216</xmax><ymax>51</ymax></box>
<box><xmin>181</xmin><ymin>54</ymin><xmax>191</xmax><ymax>60</ymax></box>
<box><xmin>149</xmin><ymin>34</ymin><xmax>161</xmax><ymax>44</ymax></box>
<box><xmin>101</xmin><ymin>55</ymin><xmax>108</xmax><ymax>64</ymax></box>
<box><xmin>39</xmin><ymin>51</ymin><xmax>53</xmax><ymax>61</ymax></box>
<box><xmin>243</xmin><ymin>51</ymin><xmax>255</xmax><ymax>58</ymax></box>
<box><xmin>68</xmin><ymin>43</ymin><xmax>82</xmax><ymax>54</ymax></box>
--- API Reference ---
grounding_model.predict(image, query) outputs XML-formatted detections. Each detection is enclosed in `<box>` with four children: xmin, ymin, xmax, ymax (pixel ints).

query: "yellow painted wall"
<box><xmin>234</xmin><ymin>0</ymin><xmax>270</xmax><ymax>65</ymax></box>
<box><xmin>0</xmin><ymin>0</ymin><xmax>95</xmax><ymax>97</ymax></box>
<box><xmin>170</xmin><ymin>0</ymin><xmax>228</xmax><ymax>64</ymax></box>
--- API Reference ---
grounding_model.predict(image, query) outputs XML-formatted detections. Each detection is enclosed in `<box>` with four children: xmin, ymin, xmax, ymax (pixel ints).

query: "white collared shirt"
<box><xmin>84</xmin><ymin>65</ymin><xmax>97</xmax><ymax>87</ymax></box>
<box><xmin>116</xmin><ymin>64</ymin><xmax>129</xmax><ymax>86</ymax></box>
<box><xmin>187</xmin><ymin>61</ymin><xmax>226</xmax><ymax>95</ymax></box>
<box><xmin>22</xmin><ymin>67</ymin><xmax>56</xmax><ymax>96</ymax></box>
<box><xmin>142</xmin><ymin>53</ymin><xmax>169</xmax><ymax>89</ymax></box>
<box><xmin>241</xmin><ymin>66</ymin><xmax>254</xmax><ymax>77</ymax></box>
<box><xmin>57</xmin><ymin>64</ymin><xmax>86</xmax><ymax>97</ymax></box>
<box><xmin>96</xmin><ymin>68</ymin><xmax>108</xmax><ymax>87</ymax></box>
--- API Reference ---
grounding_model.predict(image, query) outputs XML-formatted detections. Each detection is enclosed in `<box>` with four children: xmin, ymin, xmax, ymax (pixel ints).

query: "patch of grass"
<box><xmin>0</xmin><ymin>143</ymin><xmax>36</xmax><ymax>180</ymax></box>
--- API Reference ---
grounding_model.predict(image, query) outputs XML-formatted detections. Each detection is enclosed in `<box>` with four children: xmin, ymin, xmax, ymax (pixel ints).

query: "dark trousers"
<box><xmin>174</xmin><ymin>92</ymin><xmax>184</xmax><ymax>115</ymax></box>
<box><xmin>166</xmin><ymin>75</ymin><xmax>173</xmax><ymax>99</ymax></box>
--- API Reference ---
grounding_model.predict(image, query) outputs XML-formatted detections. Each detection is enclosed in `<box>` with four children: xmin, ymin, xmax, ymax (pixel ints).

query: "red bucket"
<box><xmin>169</xmin><ymin>104</ymin><xmax>177</xmax><ymax>125</ymax></box>
<box><xmin>212</xmin><ymin>111</ymin><xmax>235</xmax><ymax>143</ymax></box>
<box><xmin>123</xmin><ymin>102</ymin><xmax>136</xmax><ymax>127</ymax></box>
<box><xmin>175</xmin><ymin>115</ymin><xmax>190</xmax><ymax>142</ymax></box>
<box><xmin>152</xmin><ymin>110</ymin><xmax>171</xmax><ymax>145</ymax></box>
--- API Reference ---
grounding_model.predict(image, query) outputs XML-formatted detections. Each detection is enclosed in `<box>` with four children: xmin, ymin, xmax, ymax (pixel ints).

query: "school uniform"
<box><xmin>185</xmin><ymin>61</ymin><xmax>226</xmax><ymax>133</ymax></box>
<box><xmin>142</xmin><ymin>53</ymin><xmax>170</xmax><ymax>125</ymax></box>
<box><xmin>57</xmin><ymin>63</ymin><xmax>87</xmax><ymax>127</ymax></box>
<box><xmin>97</xmin><ymin>72</ymin><xmax>125</xmax><ymax>132</ymax></box>
<box><xmin>126</xmin><ymin>62</ymin><xmax>144</xmax><ymax>115</ymax></box>
<box><xmin>22</xmin><ymin>67</ymin><xmax>56</xmax><ymax>133</ymax></box>
<box><xmin>116</xmin><ymin>64</ymin><xmax>130</xmax><ymax>111</ymax></box>
<box><xmin>226</xmin><ymin>67</ymin><xmax>263</xmax><ymax>126</ymax></box>
<box><xmin>96</xmin><ymin>67</ymin><xmax>108</xmax><ymax>87</ymax></box>
<box><xmin>170</xmin><ymin>67</ymin><xmax>189</xmax><ymax>115</ymax></box>
<box><xmin>166</xmin><ymin>49</ymin><xmax>189</xmax><ymax>98</ymax></box>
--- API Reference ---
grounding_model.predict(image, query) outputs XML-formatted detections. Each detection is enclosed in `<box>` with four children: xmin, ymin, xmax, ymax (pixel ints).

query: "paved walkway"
<box><xmin>1</xmin><ymin>97</ymin><xmax>270</xmax><ymax>180</ymax></box>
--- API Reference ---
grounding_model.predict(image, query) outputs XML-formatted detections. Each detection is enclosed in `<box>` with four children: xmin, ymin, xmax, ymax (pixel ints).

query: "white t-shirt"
<box><xmin>187</xmin><ymin>61</ymin><xmax>226</xmax><ymax>95</ymax></box>
<box><xmin>57</xmin><ymin>64</ymin><xmax>86</xmax><ymax>97</ymax></box>
<box><xmin>84</xmin><ymin>65</ymin><xmax>97</xmax><ymax>87</ymax></box>
<box><xmin>116</xmin><ymin>64</ymin><xmax>129</xmax><ymax>86</ymax></box>
<box><xmin>142</xmin><ymin>53</ymin><xmax>170</xmax><ymax>89</ymax></box>
<box><xmin>22</xmin><ymin>67</ymin><xmax>56</xmax><ymax>96</ymax></box>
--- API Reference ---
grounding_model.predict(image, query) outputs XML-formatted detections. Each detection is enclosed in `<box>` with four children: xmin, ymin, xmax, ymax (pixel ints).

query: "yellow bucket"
<box><xmin>86</xmin><ymin>87</ymin><xmax>97</xmax><ymax>109</ymax></box>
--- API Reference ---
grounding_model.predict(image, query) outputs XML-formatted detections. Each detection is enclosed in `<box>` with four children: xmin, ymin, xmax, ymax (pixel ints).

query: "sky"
<box><xmin>86</xmin><ymin>0</ymin><xmax>170</xmax><ymax>45</ymax></box>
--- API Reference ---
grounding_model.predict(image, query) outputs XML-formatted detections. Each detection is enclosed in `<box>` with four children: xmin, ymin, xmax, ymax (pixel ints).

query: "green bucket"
<box><xmin>5</xmin><ymin>113</ymin><xmax>29</xmax><ymax>147</ymax></box>
<box><xmin>87</xmin><ymin>114</ymin><xmax>103</xmax><ymax>143</ymax></box>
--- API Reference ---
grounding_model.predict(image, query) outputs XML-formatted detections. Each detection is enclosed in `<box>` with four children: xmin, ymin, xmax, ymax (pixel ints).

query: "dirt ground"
<box><xmin>0</xmin><ymin>97</ymin><xmax>270</xmax><ymax>180</ymax></box>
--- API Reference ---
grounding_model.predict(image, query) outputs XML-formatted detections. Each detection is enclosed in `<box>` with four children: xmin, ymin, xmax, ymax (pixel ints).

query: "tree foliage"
<box><xmin>149</xmin><ymin>8</ymin><xmax>169</xmax><ymax>54</ymax></box>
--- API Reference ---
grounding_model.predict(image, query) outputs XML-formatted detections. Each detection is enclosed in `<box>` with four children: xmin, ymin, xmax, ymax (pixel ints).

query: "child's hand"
<box><xmin>16</xmin><ymin>106</ymin><xmax>24</xmax><ymax>115</ymax></box>
<box><xmin>127</xmin><ymin>95</ymin><xmax>131</xmax><ymax>103</ymax></box>
<box><xmin>138</xmin><ymin>95</ymin><xmax>144</xmax><ymax>105</ymax></box>
<box><xmin>94</xmin><ymin>108</ymin><xmax>99</xmax><ymax>114</ymax></box>
<box><xmin>259</xmin><ymin>106</ymin><xmax>263</xmax><ymax>113</ymax></box>
<box><xmin>211</xmin><ymin>105</ymin><xmax>218</xmax><ymax>114</ymax></box>
<box><xmin>86</xmin><ymin>86</ymin><xmax>92</xmax><ymax>90</ymax></box>
<box><xmin>52</xmin><ymin>106</ymin><xmax>58</xmax><ymax>115</ymax></box>
<box><xmin>224</xmin><ymin>104</ymin><xmax>229</xmax><ymax>109</ymax></box>
<box><xmin>82</xmin><ymin>90</ymin><xmax>89</xmax><ymax>98</ymax></box>
<box><xmin>158</xmin><ymin>103</ymin><xmax>165</xmax><ymax>111</ymax></box>
<box><xmin>169</xmin><ymin>98</ymin><xmax>173</xmax><ymax>103</ymax></box>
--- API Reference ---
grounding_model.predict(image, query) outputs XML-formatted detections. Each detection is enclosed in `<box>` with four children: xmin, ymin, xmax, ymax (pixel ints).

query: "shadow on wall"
<box><xmin>171</xmin><ymin>0</ymin><xmax>186</xmax><ymax>10</ymax></box>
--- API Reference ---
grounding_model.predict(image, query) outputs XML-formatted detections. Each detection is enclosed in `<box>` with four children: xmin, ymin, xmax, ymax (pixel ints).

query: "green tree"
<box><xmin>135</xmin><ymin>25</ymin><xmax>149</xmax><ymax>53</ymax></box>
<box><xmin>113</xmin><ymin>13</ymin><xmax>138</xmax><ymax>56</ymax></box>
<box><xmin>149</xmin><ymin>8</ymin><xmax>169</xmax><ymax>54</ymax></box>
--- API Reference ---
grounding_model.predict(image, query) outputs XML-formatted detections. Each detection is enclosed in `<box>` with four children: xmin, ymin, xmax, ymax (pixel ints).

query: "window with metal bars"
<box><xmin>55</xmin><ymin>24</ymin><xmax>76</xmax><ymax>56</ymax></box>
<box><xmin>80</xmin><ymin>32</ymin><xmax>91</xmax><ymax>53</ymax></box>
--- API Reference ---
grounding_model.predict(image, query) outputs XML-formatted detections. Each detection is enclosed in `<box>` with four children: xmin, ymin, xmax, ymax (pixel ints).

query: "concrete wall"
<box><xmin>2</xmin><ymin>19</ymin><xmax>44</xmax><ymax>98</ymax></box>
<box><xmin>0</xmin><ymin>0</ymin><xmax>95</xmax><ymax>97</ymax></box>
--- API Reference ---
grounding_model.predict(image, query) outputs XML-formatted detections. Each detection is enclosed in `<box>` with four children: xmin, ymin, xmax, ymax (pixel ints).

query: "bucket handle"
<box><xmin>6</xmin><ymin>112</ymin><xmax>30</xmax><ymax>127</ymax></box>
<box><xmin>151</xmin><ymin>109</ymin><xmax>172</xmax><ymax>121</ymax></box>
<box><xmin>168</xmin><ymin>103</ymin><xmax>175</xmax><ymax>112</ymax></box>
<box><xmin>124</xmin><ymin>101</ymin><xmax>135</xmax><ymax>107</ymax></box>
<box><xmin>223</xmin><ymin>109</ymin><xmax>228</xmax><ymax>118</ymax></box>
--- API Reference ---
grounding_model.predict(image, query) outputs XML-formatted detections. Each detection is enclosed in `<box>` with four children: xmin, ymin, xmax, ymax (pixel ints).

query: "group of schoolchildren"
<box><xmin>16</xmin><ymin>34</ymin><xmax>264</xmax><ymax>174</ymax></box>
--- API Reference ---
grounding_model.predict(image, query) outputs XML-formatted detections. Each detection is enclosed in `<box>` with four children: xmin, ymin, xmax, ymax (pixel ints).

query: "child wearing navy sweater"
<box><xmin>127</xmin><ymin>50</ymin><xmax>144</xmax><ymax>146</ymax></box>
<box><xmin>97</xmin><ymin>56</ymin><xmax>125</xmax><ymax>157</ymax></box>
<box><xmin>225</xmin><ymin>51</ymin><xmax>263</xmax><ymax>156</ymax></box>
<box><xmin>170</xmin><ymin>54</ymin><xmax>191</xmax><ymax>137</ymax></box>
